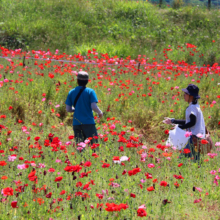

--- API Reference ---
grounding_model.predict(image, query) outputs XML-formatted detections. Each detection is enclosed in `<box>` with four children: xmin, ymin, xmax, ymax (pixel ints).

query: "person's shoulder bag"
<box><xmin>73</xmin><ymin>86</ymin><xmax>86</xmax><ymax>112</ymax></box>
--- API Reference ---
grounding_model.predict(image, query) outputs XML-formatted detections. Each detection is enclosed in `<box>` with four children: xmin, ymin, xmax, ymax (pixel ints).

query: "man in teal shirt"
<box><xmin>65</xmin><ymin>71</ymin><xmax>103</xmax><ymax>146</ymax></box>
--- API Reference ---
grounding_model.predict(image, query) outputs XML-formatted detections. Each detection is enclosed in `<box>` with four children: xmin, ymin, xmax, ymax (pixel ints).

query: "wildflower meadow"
<box><xmin>0</xmin><ymin>44</ymin><xmax>220</xmax><ymax>220</ymax></box>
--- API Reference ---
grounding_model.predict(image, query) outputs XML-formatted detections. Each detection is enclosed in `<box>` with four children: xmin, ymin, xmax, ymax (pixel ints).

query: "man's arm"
<box><xmin>66</xmin><ymin>105</ymin><xmax>74</xmax><ymax>113</ymax></box>
<box><xmin>91</xmin><ymin>102</ymin><xmax>103</xmax><ymax>118</ymax></box>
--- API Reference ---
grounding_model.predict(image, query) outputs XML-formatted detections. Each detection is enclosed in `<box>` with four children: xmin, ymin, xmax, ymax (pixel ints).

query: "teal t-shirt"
<box><xmin>65</xmin><ymin>86</ymin><xmax>98</xmax><ymax>125</ymax></box>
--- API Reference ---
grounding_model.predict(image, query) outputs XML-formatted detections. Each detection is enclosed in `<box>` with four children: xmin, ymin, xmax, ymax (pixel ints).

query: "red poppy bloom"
<box><xmin>128</xmin><ymin>168</ymin><xmax>141</xmax><ymax>176</ymax></box>
<box><xmin>164</xmin><ymin>130</ymin><xmax>169</xmax><ymax>134</ymax></box>
<box><xmin>96</xmin><ymin>194</ymin><xmax>103</xmax><ymax>199</ymax></box>
<box><xmin>183</xmin><ymin>149</ymin><xmax>191</xmax><ymax>154</ymax></box>
<box><xmin>2</xmin><ymin>187</ymin><xmax>14</xmax><ymax>196</ymax></box>
<box><xmin>102</xmin><ymin>163</ymin><xmax>110</xmax><ymax>168</ymax></box>
<box><xmin>83</xmin><ymin>161</ymin><xmax>92</xmax><ymax>167</ymax></box>
<box><xmin>112</xmin><ymin>156</ymin><xmax>120</xmax><ymax>161</ymax></box>
<box><xmin>145</xmin><ymin>173</ymin><xmax>152</xmax><ymax>179</ymax></box>
<box><xmin>54</xmin><ymin>176</ymin><xmax>63</xmax><ymax>182</ymax></box>
<box><xmin>147</xmin><ymin>186</ymin><xmax>155</xmax><ymax>191</ymax></box>
<box><xmin>130</xmin><ymin>193</ymin><xmax>136</xmax><ymax>198</ymax></box>
<box><xmin>11</xmin><ymin>201</ymin><xmax>18</xmax><ymax>208</ymax></box>
<box><xmin>178</xmin><ymin>163</ymin><xmax>183</xmax><ymax>167</ymax></box>
<box><xmin>137</xmin><ymin>208</ymin><xmax>147</xmax><ymax>217</ymax></box>
<box><xmin>0</xmin><ymin>161</ymin><xmax>7</xmax><ymax>166</ymax></box>
<box><xmin>60</xmin><ymin>190</ymin><xmax>66</xmax><ymax>195</ymax></box>
<box><xmin>201</xmin><ymin>139</ymin><xmax>208</xmax><ymax>144</ymax></box>
<box><xmin>76</xmin><ymin>182</ymin><xmax>83</xmax><ymax>187</ymax></box>
<box><xmin>160</xmin><ymin>181</ymin><xmax>168</xmax><ymax>187</ymax></box>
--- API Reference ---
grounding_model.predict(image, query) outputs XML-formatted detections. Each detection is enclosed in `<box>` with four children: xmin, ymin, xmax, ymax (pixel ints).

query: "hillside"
<box><xmin>0</xmin><ymin>0</ymin><xmax>220</xmax><ymax>65</ymax></box>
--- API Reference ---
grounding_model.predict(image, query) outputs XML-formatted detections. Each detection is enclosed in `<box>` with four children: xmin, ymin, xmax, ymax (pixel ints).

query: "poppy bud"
<box><xmin>73</xmin><ymin>176</ymin><xmax>77</xmax><ymax>180</ymax></box>
<box><xmin>78</xmin><ymin>215</ymin><xmax>81</xmax><ymax>220</ymax></box>
<box><xmin>27</xmin><ymin>211</ymin><xmax>30</xmax><ymax>214</ymax></box>
<box><xmin>16</xmin><ymin>193</ymin><xmax>19</xmax><ymax>197</ymax></box>
<box><xmin>193</xmin><ymin>186</ymin><xmax>195</xmax><ymax>191</ymax></box>
<box><xmin>57</xmin><ymin>183</ymin><xmax>59</xmax><ymax>188</ymax></box>
<box><xmin>162</xmin><ymin>199</ymin><xmax>168</xmax><ymax>205</ymax></box>
<box><xmin>44</xmin><ymin>170</ymin><xmax>47</xmax><ymax>176</ymax></box>
<box><xmin>70</xmin><ymin>204</ymin><xmax>73</xmax><ymax>209</ymax></box>
<box><xmin>116</xmin><ymin>175</ymin><xmax>119</xmax><ymax>179</ymax></box>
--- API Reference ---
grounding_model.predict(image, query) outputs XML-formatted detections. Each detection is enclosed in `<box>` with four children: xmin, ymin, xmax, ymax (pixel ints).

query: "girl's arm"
<box><xmin>171</xmin><ymin>119</ymin><xmax>186</xmax><ymax>125</ymax></box>
<box><xmin>178</xmin><ymin>114</ymin><xmax>196</xmax><ymax>129</ymax></box>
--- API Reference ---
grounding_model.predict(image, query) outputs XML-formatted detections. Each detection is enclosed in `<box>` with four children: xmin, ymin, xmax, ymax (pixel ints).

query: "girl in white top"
<box><xmin>163</xmin><ymin>84</ymin><xmax>206</xmax><ymax>161</ymax></box>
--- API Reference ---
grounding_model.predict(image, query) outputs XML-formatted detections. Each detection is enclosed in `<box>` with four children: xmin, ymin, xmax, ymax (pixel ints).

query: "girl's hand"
<box><xmin>163</xmin><ymin>117</ymin><xmax>172</xmax><ymax>124</ymax></box>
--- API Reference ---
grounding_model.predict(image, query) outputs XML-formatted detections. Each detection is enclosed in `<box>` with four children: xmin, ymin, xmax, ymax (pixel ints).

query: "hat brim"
<box><xmin>77</xmin><ymin>77</ymin><xmax>89</xmax><ymax>81</ymax></box>
<box><xmin>182</xmin><ymin>88</ymin><xmax>189</xmax><ymax>94</ymax></box>
<box><xmin>182</xmin><ymin>89</ymin><xmax>200</xmax><ymax>99</ymax></box>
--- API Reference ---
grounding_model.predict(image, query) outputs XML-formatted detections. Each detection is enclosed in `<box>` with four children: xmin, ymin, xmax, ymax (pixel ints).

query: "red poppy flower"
<box><xmin>83</xmin><ymin>161</ymin><xmax>92</xmax><ymax>167</ymax></box>
<box><xmin>201</xmin><ymin>139</ymin><xmax>208</xmax><ymax>144</ymax></box>
<box><xmin>145</xmin><ymin>173</ymin><xmax>152</xmax><ymax>179</ymax></box>
<box><xmin>60</xmin><ymin>190</ymin><xmax>66</xmax><ymax>195</ymax></box>
<box><xmin>112</xmin><ymin>156</ymin><xmax>120</xmax><ymax>161</ymax></box>
<box><xmin>11</xmin><ymin>201</ymin><xmax>18</xmax><ymax>208</ymax></box>
<box><xmin>130</xmin><ymin>193</ymin><xmax>136</xmax><ymax>198</ymax></box>
<box><xmin>137</xmin><ymin>208</ymin><xmax>147</xmax><ymax>217</ymax></box>
<box><xmin>164</xmin><ymin>130</ymin><xmax>169</xmax><ymax>134</ymax></box>
<box><xmin>160</xmin><ymin>181</ymin><xmax>168</xmax><ymax>187</ymax></box>
<box><xmin>178</xmin><ymin>163</ymin><xmax>183</xmax><ymax>167</ymax></box>
<box><xmin>0</xmin><ymin>161</ymin><xmax>7</xmax><ymax>166</ymax></box>
<box><xmin>76</xmin><ymin>182</ymin><xmax>83</xmax><ymax>187</ymax></box>
<box><xmin>147</xmin><ymin>186</ymin><xmax>155</xmax><ymax>191</ymax></box>
<box><xmin>102</xmin><ymin>163</ymin><xmax>110</xmax><ymax>168</ymax></box>
<box><xmin>183</xmin><ymin>149</ymin><xmax>191</xmax><ymax>154</ymax></box>
<box><xmin>128</xmin><ymin>168</ymin><xmax>141</xmax><ymax>176</ymax></box>
<box><xmin>54</xmin><ymin>176</ymin><xmax>63</xmax><ymax>182</ymax></box>
<box><xmin>2</xmin><ymin>187</ymin><xmax>14</xmax><ymax>196</ymax></box>
<box><xmin>96</xmin><ymin>194</ymin><xmax>103</xmax><ymax>199</ymax></box>
<box><xmin>46</xmin><ymin>192</ymin><xmax>52</xmax><ymax>198</ymax></box>
<box><xmin>34</xmin><ymin>137</ymin><xmax>40</xmax><ymax>141</ymax></box>
<box><xmin>68</xmin><ymin>135</ymin><xmax>74</xmax><ymax>140</ymax></box>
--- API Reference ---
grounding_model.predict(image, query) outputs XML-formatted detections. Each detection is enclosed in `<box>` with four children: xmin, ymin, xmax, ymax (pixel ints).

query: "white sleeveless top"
<box><xmin>185</xmin><ymin>102</ymin><xmax>206</xmax><ymax>138</ymax></box>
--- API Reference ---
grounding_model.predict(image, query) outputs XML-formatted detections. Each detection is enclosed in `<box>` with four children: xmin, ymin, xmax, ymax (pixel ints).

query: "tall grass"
<box><xmin>1</xmin><ymin>0</ymin><xmax>220</xmax><ymax>65</ymax></box>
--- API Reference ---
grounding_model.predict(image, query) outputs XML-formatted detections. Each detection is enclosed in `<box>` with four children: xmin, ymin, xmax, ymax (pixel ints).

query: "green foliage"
<box><xmin>0</xmin><ymin>0</ymin><xmax>220</xmax><ymax>65</ymax></box>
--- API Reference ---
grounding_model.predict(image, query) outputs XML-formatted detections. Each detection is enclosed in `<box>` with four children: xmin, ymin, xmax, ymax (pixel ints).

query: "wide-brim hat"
<box><xmin>182</xmin><ymin>84</ymin><xmax>200</xmax><ymax>99</ymax></box>
<box><xmin>77</xmin><ymin>71</ymin><xmax>89</xmax><ymax>81</ymax></box>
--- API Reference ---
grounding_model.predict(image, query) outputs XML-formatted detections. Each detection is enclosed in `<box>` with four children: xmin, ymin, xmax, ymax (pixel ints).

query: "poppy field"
<box><xmin>0</xmin><ymin>45</ymin><xmax>220</xmax><ymax>219</ymax></box>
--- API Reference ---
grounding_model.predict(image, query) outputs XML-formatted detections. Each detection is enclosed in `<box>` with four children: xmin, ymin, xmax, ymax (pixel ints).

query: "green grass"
<box><xmin>1</xmin><ymin>0</ymin><xmax>220</xmax><ymax>65</ymax></box>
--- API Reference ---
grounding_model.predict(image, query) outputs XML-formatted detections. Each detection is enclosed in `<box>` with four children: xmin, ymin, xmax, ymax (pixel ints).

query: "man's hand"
<box><xmin>98</xmin><ymin>112</ymin><xmax>103</xmax><ymax>118</ymax></box>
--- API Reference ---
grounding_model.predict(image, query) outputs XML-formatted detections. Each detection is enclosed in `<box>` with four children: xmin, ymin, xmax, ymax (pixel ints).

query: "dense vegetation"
<box><xmin>0</xmin><ymin>47</ymin><xmax>219</xmax><ymax>219</ymax></box>
<box><xmin>1</xmin><ymin>0</ymin><xmax>220</xmax><ymax>65</ymax></box>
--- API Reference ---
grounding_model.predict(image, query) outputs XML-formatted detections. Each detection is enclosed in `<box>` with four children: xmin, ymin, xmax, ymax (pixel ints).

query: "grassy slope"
<box><xmin>0</xmin><ymin>0</ymin><xmax>220</xmax><ymax>65</ymax></box>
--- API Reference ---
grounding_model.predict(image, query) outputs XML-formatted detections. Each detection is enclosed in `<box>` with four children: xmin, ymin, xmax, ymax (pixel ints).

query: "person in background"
<box><xmin>163</xmin><ymin>84</ymin><xmax>206</xmax><ymax>161</ymax></box>
<box><xmin>65</xmin><ymin>71</ymin><xmax>103</xmax><ymax>147</ymax></box>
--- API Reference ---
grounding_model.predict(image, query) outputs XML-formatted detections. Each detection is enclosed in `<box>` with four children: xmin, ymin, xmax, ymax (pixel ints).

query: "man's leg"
<box><xmin>81</xmin><ymin>124</ymin><xmax>98</xmax><ymax>145</ymax></box>
<box><xmin>73</xmin><ymin>125</ymin><xmax>86</xmax><ymax>145</ymax></box>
